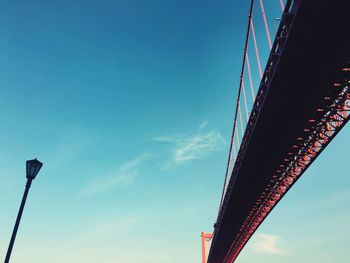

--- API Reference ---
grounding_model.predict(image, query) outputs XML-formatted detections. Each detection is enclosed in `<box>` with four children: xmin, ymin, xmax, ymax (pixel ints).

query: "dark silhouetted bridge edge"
<box><xmin>208</xmin><ymin>0</ymin><xmax>350</xmax><ymax>262</ymax></box>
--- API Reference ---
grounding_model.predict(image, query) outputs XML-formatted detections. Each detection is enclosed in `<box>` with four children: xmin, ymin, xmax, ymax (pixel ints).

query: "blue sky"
<box><xmin>0</xmin><ymin>1</ymin><xmax>349</xmax><ymax>262</ymax></box>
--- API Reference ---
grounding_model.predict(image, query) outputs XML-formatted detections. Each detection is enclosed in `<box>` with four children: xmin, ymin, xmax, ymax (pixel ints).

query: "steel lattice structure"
<box><xmin>224</xmin><ymin>70</ymin><xmax>350</xmax><ymax>262</ymax></box>
<box><xmin>207</xmin><ymin>0</ymin><xmax>350</xmax><ymax>262</ymax></box>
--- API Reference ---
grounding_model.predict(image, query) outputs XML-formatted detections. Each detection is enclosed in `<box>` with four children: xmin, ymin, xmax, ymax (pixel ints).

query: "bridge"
<box><xmin>205</xmin><ymin>0</ymin><xmax>350</xmax><ymax>262</ymax></box>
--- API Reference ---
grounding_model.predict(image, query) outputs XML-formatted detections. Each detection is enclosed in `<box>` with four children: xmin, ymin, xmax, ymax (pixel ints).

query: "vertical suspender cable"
<box><xmin>224</xmin><ymin>154</ymin><xmax>232</xmax><ymax>193</ymax></box>
<box><xmin>225</xmin><ymin>142</ymin><xmax>236</xmax><ymax>193</ymax></box>
<box><xmin>259</xmin><ymin>0</ymin><xmax>272</xmax><ymax>49</ymax></box>
<box><xmin>279</xmin><ymin>0</ymin><xmax>285</xmax><ymax>11</ymax></box>
<box><xmin>218</xmin><ymin>0</ymin><xmax>255</xmax><ymax>211</ymax></box>
<box><xmin>246</xmin><ymin>54</ymin><xmax>256</xmax><ymax>101</ymax></box>
<box><xmin>235</xmin><ymin>128</ymin><xmax>240</xmax><ymax>149</ymax></box>
<box><xmin>238</xmin><ymin>104</ymin><xmax>244</xmax><ymax>136</ymax></box>
<box><xmin>242</xmin><ymin>81</ymin><xmax>250</xmax><ymax>121</ymax></box>
<box><xmin>233</xmin><ymin>142</ymin><xmax>237</xmax><ymax>162</ymax></box>
<box><xmin>251</xmin><ymin>21</ymin><xmax>263</xmax><ymax>79</ymax></box>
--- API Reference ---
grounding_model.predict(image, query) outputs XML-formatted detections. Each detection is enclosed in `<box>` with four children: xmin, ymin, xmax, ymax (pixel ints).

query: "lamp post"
<box><xmin>4</xmin><ymin>159</ymin><xmax>43</xmax><ymax>263</ymax></box>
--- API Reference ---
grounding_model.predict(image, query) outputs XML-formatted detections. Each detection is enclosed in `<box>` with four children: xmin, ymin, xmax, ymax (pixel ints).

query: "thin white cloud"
<box><xmin>81</xmin><ymin>153</ymin><xmax>150</xmax><ymax>195</ymax></box>
<box><xmin>154</xmin><ymin>122</ymin><xmax>225</xmax><ymax>168</ymax></box>
<box><xmin>174</xmin><ymin>131</ymin><xmax>224</xmax><ymax>164</ymax></box>
<box><xmin>251</xmin><ymin>233</ymin><xmax>285</xmax><ymax>254</ymax></box>
<box><xmin>199</xmin><ymin>120</ymin><xmax>209</xmax><ymax>131</ymax></box>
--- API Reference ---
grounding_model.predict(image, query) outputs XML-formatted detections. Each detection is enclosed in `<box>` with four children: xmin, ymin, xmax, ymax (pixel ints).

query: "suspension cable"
<box><xmin>279</xmin><ymin>0</ymin><xmax>285</xmax><ymax>11</ymax></box>
<box><xmin>250</xmin><ymin>20</ymin><xmax>263</xmax><ymax>79</ymax></box>
<box><xmin>235</xmin><ymin>128</ymin><xmax>240</xmax><ymax>149</ymax></box>
<box><xmin>246</xmin><ymin>53</ymin><xmax>256</xmax><ymax>101</ymax></box>
<box><xmin>242</xmin><ymin>81</ymin><xmax>250</xmax><ymax>121</ymax></box>
<box><xmin>232</xmin><ymin>142</ymin><xmax>237</xmax><ymax>162</ymax></box>
<box><xmin>219</xmin><ymin>0</ymin><xmax>255</xmax><ymax>211</ymax></box>
<box><xmin>259</xmin><ymin>0</ymin><xmax>272</xmax><ymax>49</ymax></box>
<box><xmin>238</xmin><ymin>104</ymin><xmax>244</xmax><ymax>135</ymax></box>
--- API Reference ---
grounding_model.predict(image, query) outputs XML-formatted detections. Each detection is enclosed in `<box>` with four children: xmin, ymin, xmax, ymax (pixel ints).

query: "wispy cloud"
<box><xmin>154</xmin><ymin>122</ymin><xmax>225</xmax><ymax>168</ymax></box>
<box><xmin>173</xmin><ymin>131</ymin><xmax>224</xmax><ymax>163</ymax></box>
<box><xmin>81</xmin><ymin>153</ymin><xmax>150</xmax><ymax>195</ymax></box>
<box><xmin>251</xmin><ymin>233</ymin><xmax>285</xmax><ymax>254</ymax></box>
<box><xmin>199</xmin><ymin>120</ymin><xmax>208</xmax><ymax>131</ymax></box>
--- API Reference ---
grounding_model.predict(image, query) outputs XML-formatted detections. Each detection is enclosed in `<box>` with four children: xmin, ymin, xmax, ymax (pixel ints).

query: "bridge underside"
<box><xmin>208</xmin><ymin>1</ymin><xmax>350</xmax><ymax>262</ymax></box>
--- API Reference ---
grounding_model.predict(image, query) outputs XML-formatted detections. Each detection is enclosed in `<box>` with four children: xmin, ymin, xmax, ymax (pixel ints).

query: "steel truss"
<box><xmin>212</xmin><ymin>0</ymin><xmax>302</xmax><ymax>261</ymax></box>
<box><xmin>210</xmin><ymin>0</ymin><xmax>350</xmax><ymax>261</ymax></box>
<box><xmin>225</xmin><ymin>71</ymin><xmax>350</xmax><ymax>262</ymax></box>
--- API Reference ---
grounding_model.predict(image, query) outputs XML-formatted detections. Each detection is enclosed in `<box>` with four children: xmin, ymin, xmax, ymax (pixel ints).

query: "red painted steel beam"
<box><xmin>225</xmin><ymin>76</ymin><xmax>350</xmax><ymax>262</ymax></box>
<box><xmin>208</xmin><ymin>0</ymin><xmax>350</xmax><ymax>262</ymax></box>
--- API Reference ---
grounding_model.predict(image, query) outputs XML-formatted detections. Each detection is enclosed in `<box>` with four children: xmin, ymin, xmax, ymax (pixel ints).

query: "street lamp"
<box><xmin>4</xmin><ymin>159</ymin><xmax>43</xmax><ymax>263</ymax></box>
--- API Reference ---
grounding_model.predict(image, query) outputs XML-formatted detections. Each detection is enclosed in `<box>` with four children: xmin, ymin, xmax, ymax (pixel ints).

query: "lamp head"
<box><xmin>26</xmin><ymin>159</ymin><xmax>43</xmax><ymax>180</ymax></box>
